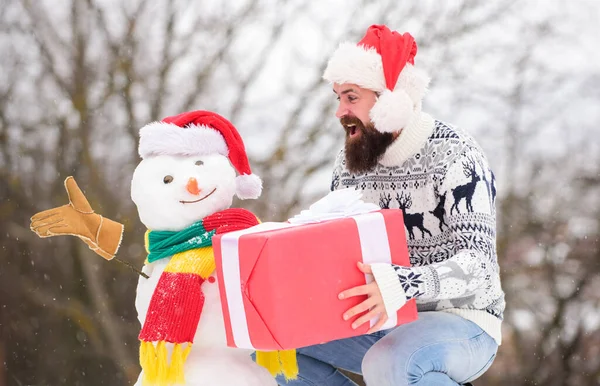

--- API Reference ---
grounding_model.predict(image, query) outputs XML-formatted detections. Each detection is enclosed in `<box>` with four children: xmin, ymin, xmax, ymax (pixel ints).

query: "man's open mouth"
<box><xmin>345</xmin><ymin>123</ymin><xmax>359</xmax><ymax>137</ymax></box>
<box><xmin>179</xmin><ymin>187</ymin><xmax>217</xmax><ymax>204</ymax></box>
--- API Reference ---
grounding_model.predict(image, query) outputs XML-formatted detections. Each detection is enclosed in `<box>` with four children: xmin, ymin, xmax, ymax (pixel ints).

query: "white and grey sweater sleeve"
<box><xmin>371</xmin><ymin>148</ymin><xmax>498</xmax><ymax>316</ymax></box>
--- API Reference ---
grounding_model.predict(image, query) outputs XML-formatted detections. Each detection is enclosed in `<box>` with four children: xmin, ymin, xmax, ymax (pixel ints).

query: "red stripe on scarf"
<box><xmin>203</xmin><ymin>208</ymin><xmax>259</xmax><ymax>234</ymax></box>
<box><xmin>139</xmin><ymin>272</ymin><xmax>205</xmax><ymax>343</ymax></box>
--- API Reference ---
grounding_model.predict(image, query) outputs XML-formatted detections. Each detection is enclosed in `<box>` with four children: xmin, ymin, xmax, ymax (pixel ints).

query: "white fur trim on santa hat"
<box><xmin>235</xmin><ymin>173</ymin><xmax>262</xmax><ymax>200</ymax></box>
<box><xmin>138</xmin><ymin>122</ymin><xmax>229</xmax><ymax>159</ymax></box>
<box><xmin>323</xmin><ymin>43</ymin><xmax>430</xmax><ymax>97</ymax></box>
<box><xmin>369</xmin><ymin>89</ymin><xmax>413</xmax><ymax>133</ymax></box>
<box><xmin>323</xmin><ymin>42</ymin><xmax>386</xmax><ymax>92</ymax></box>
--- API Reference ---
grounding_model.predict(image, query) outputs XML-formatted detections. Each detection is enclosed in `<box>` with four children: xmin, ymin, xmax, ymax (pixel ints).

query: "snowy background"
<box><xmin>1</xmin><ymin>0</ymin><xmax>599</xmax><ymax>385</ymax></box>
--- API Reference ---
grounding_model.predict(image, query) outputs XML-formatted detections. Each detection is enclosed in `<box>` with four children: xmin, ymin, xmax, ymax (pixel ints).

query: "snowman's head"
<box><xmin>132</xmin><ymin>110</ymin><xmax>262</xmax><ymax>231</ymax></box>
<box><xmin>131</xmin><ymin>154</ymin><xmax>237</xmax><ymax>231</ymax></box>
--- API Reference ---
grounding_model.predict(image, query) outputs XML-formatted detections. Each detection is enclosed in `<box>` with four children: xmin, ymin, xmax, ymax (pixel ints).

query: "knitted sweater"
<box><xmin>331</xmin><ymin>113</ymin><xmax>505</xmax><ymax>344</ymax></box>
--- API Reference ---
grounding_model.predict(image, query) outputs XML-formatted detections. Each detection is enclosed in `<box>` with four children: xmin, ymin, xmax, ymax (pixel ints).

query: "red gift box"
<box><xmin>213</xmin><ymin>209</ymin><xmax>418</xmax><ymax>350</ymax></box>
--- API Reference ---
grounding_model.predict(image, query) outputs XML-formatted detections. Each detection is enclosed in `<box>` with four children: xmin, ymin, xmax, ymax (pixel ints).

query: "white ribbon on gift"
<box><xmin>288</xmin><ymin>189</ymin><xmax>380</xmax><ymax>224</ymax></box>
<box><xmin>219</xmin><ymin>190</ymin><xmax>396</xmax><ymax>349</ymax></box>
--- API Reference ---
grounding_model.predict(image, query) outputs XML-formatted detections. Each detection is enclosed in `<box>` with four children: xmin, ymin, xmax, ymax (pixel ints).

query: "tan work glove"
<box><xmin>30</xmin><ymin>176</ymin><xmax>124</xmax><ymax>260</ymax></box>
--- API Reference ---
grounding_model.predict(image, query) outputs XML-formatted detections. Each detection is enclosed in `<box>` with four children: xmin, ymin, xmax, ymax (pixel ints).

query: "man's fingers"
<box><xmin>343</xmin><ymin>297</ymin><xmax>377</xmax><ymax>321</ymax></box>
<box><xmin>367</xmin><ymin>313</ymin><xmax>389</xmax><ymax>334</ymax></box>
<box><xmin>357</xmin><ymin>261</ymin><xmax>373</xmax><ymax>274</ymax></box>
<box><xmin>351</xmin><ymin>307</ymin><xmax>383</xmax><ymax>330</ymax></box>
<box><xmin>339</xmin><ymin>283</ymin><xmax>373</xmax><ymax>299</ymax></box>
<box><xmin>64</xmin><ymin>177</ymin><xmax>93</xmax><ymax>213</ymax></box>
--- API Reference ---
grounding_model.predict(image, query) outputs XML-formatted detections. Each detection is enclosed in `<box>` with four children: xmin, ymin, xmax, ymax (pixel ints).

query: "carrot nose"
<box><xmin>186</xmin><ymin>177</ymin><xmax>201</xmax><ymax>195</ymax></box>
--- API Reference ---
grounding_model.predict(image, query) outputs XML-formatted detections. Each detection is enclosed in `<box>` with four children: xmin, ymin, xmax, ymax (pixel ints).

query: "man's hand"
<box><xmin>30</xmin><ymin>176</ymin><xmax>123</xmax><ymax>260</ymax></box>
<box><xmin>339</xmin><ymin>261</ymin><xmax>389</xmax><ymax>333</ymax></box>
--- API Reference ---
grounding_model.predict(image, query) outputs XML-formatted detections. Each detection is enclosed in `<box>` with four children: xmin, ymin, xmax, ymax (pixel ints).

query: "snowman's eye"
<box><xmin>195</xmin><ymin>160</ymin><xmax>204</xmax><ymax>166</ymax></box>
<box><xmin>163</xmin><ymin>175</ymin><xmax>174</xmax><ymax>184</ymax></box>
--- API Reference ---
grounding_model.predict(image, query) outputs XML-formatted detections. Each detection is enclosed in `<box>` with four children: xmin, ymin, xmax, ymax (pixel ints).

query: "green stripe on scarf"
<box><xmin>147</xmin><ymin>220</ymin><xmax>215</xmax><ymax>263</ymax></box>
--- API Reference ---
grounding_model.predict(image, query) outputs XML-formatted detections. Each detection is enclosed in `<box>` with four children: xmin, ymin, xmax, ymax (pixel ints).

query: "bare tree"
<box><xmin>1</xmin><ymin>0</ymin><xmax>599</xmax><ymax>385</ymax></box>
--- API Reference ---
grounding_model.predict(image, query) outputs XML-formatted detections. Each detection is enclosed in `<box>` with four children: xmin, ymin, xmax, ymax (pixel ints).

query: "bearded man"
<box><xmin>277</xmin><ymin>25</ymin><xmax>504</xmax><ymax>386</ymax></box>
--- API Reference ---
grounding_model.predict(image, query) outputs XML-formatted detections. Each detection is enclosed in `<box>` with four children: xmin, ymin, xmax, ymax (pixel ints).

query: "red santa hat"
<box><xmin>138</xmin><ymin>110</ymin><xmax>262</xmax><ymax>200</ymax></box>
<box><xmin>323</xmin><ymin>25</ymin><xmax>430</xmax><ymax>133</ymax></box>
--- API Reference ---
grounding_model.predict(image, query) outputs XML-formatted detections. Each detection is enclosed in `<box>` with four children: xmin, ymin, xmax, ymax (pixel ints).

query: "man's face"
<box><xmin>334</xmin><ymin>83</ymin><xmax>394</xmax><ymax>174</ymax></box>
<box><xmin>333</xmin><ymin>83</ymin><xmax>377</xmax><ymax>124</ymax></box>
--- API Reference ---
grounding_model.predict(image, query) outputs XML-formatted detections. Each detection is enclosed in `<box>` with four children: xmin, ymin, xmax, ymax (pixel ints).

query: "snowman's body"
<box><xmin>133</xmin><ymin>260</ymin><xmax>275</xmax><ymax>386</ymax></box>
<box><xmin>130</xmin><ymin>152</ymin><xmax>276</xmax><ymax>386</ymax></box>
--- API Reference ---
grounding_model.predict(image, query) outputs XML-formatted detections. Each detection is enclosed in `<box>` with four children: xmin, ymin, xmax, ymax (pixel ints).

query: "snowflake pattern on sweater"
<box><xmin>331</xmin><ymin>118</ymin><xmax>505</xmax><ymax>326</ymax></box>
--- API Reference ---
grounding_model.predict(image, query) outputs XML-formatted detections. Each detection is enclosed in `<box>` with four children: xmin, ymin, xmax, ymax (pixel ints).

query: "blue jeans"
<box><xmin>271</xmin><ymin>312</ymin><xmax>498</xmax><ymax>386</ymax></box>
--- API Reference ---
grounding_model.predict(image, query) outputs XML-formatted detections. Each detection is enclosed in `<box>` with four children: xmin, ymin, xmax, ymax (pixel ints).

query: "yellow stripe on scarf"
<box><xmin>256</xmin><ymin>350</ymin><xmax>298</xmax><ymax>380</ymax></box>
<box><xmin>144</xmin><ymin>230</ymin><xmax>151</xmax><ymax>255</ymax></box>
<box><xmin>164</xmin><ymin>247</ymin><xmax>215</xmax><ymax>278</ymax></box>
<box><xmin>141</xmin><ymin>340</ymin><xmax>192</xmax><ymax>386</ymax></box>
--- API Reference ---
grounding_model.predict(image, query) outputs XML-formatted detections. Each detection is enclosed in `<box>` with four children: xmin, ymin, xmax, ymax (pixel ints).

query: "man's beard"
<box><xmin>341</xmin><ymin>115</ymin><xmax>395</xmax><ymax>174</ymax></box>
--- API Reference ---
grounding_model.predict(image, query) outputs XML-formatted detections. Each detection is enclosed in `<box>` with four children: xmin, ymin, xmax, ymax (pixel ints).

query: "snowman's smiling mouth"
<box><xmin>179</xmin><ymin>188</ymin><xmax>217</xmax><ymax>204</ymax></box>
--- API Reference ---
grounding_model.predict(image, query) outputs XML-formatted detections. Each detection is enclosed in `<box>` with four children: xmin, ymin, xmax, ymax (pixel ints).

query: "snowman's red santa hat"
<box><xmin>138</xmin><ymin>110</ymin><xmax>262</xmax><ymax>200</ymax></box>
<box><xmin>323</xmin><ymin>25</ymin><xmax>430</xmax><ymax>133</ymax></box>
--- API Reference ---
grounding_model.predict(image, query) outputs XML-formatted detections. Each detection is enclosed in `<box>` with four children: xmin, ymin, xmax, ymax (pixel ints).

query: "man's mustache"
<box><xmin>340</xmin><ymin>115</ymin><xmax>365</xmax><ymax>133</ymax></box>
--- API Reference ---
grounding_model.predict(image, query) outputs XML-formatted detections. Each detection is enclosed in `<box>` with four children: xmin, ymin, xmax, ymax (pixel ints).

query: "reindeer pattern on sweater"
<box><xmin>331</xmin><ymin>120</ymin><xmax>505</xmax><ymax>329</ymax></box>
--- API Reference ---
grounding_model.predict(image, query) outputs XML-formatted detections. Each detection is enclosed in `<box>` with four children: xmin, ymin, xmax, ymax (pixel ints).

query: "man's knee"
<box><xmin>361</xmin><ymin>340</ymin><xmax>406</xmax><ymax>386</ymax></box>
<box><xmin>361</xmin><ymin>330</ymin><xmax>438</xmax><ymax>386</ymax></box>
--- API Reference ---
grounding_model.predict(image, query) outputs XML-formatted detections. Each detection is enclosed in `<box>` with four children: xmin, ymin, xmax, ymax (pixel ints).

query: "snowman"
<box><xmin>30</xmin><ymin>110</ymin><xmax>293</xmax><ymax>386</ymax></box>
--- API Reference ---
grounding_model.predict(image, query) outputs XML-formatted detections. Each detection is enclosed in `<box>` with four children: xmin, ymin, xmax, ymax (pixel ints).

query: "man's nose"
<box><xmin>335</xmin><ymin>103</ymin><xmax>349</xmax><ymax>119</ymax></box>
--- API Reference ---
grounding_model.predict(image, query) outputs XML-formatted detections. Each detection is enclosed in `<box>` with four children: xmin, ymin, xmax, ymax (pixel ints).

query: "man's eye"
<box><xmin>348</xmin><ymin>96</ymin><xmax>357</xmax><ymax>102</ymax></box>
<box><xmin>163</xmin><ymin>175</ymin><xmax>173</xmax><ymax>184</ymax></box>
<box><xmin>195</xmin><ymin>160</ymin><xmax>204</xmax><ymax>166</ymax></box>
<box><xmin>336</xmin><ymin>96</ymin><xmax>340</xmax><ymax>101</ymax></box>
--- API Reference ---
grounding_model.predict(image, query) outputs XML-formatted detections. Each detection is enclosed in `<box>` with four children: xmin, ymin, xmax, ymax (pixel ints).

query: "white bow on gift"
<box><xmin>288</xmin><ymin>189</ymin><xmax>380</xmax><ymax>224</ymax></box>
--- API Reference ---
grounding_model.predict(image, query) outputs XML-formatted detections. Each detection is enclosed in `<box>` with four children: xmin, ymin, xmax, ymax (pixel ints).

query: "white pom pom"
<box><xmin>369</xmin><ymin>89</ymin><xmax>414</xmax><ymax>133</ymax></box>
<box><xmin>235</xmin><ymin>174</ymin><xmax>262</xmax><ymax>200</ymax></box>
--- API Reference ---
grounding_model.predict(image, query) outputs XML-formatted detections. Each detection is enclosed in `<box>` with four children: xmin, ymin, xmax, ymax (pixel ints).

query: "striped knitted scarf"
<box><xmin>138</xmin><ymin>208</ymin><xmax>297</xmax><ymax>385</ymax></box>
